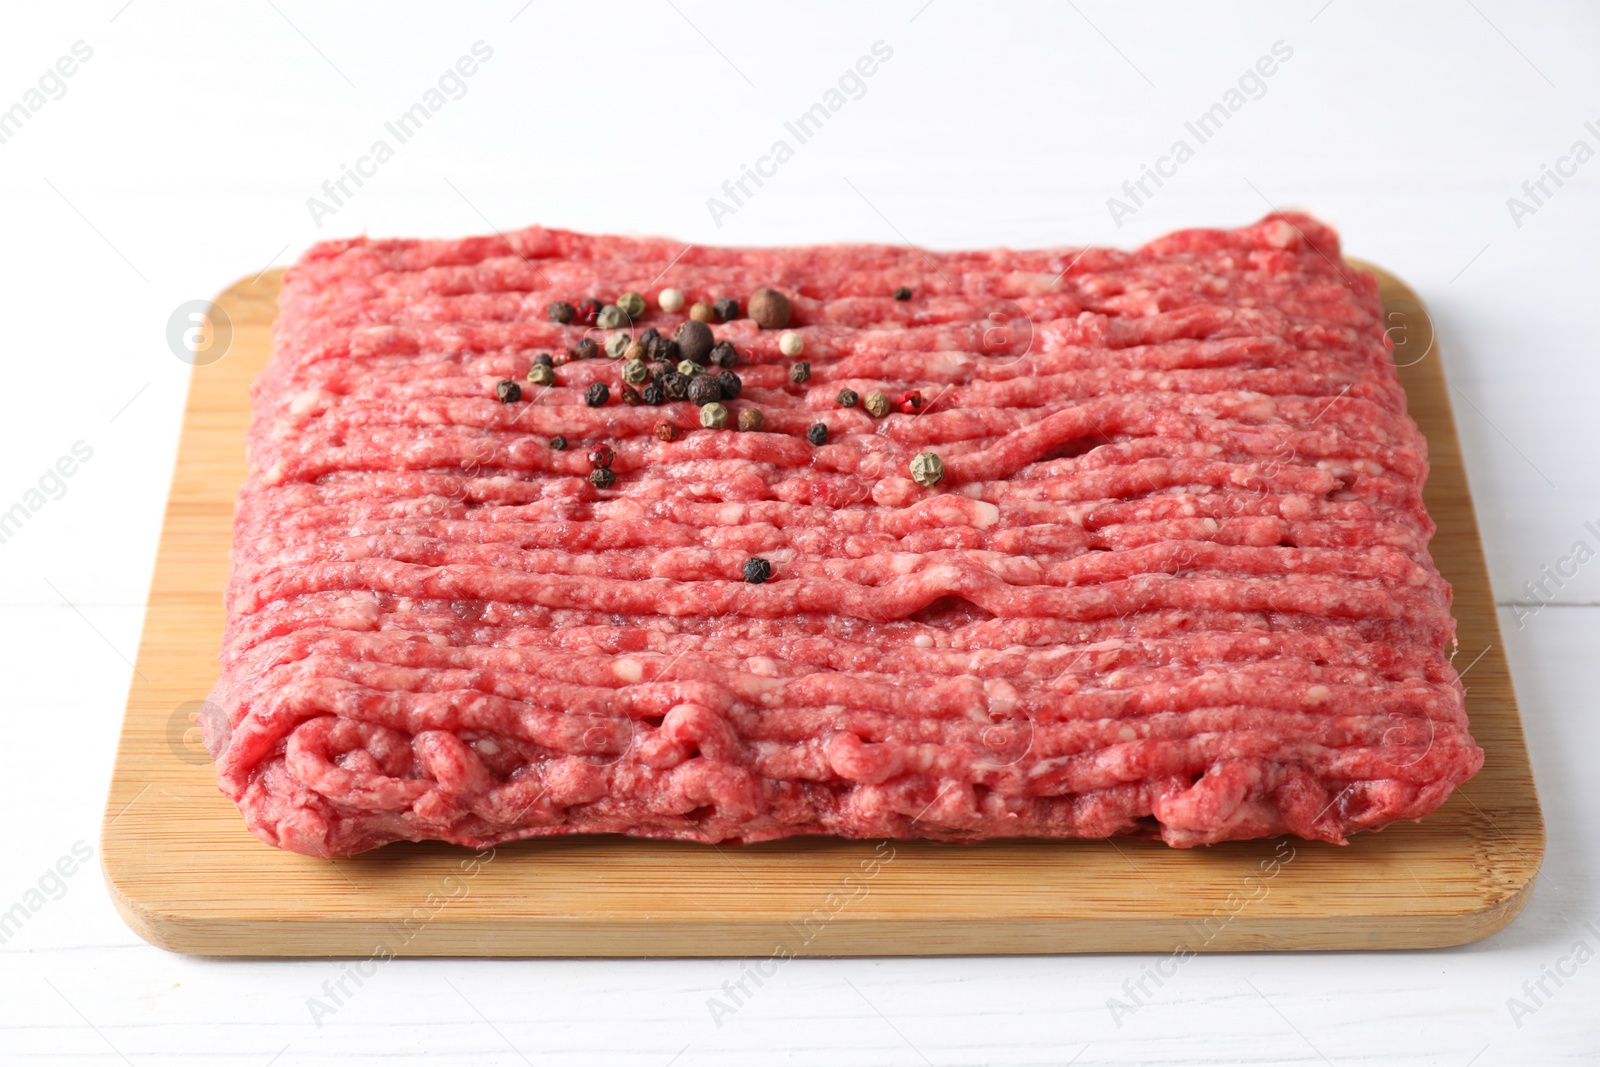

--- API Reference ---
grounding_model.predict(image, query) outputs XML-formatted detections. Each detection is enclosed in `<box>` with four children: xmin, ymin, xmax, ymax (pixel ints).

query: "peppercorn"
<box><xmin>910</xmin><ymin>451</ymin><xmax>944</xmax><ymax>487</ymax></box>
<box><xmin>864</xmin><ymin>390</ymin><xmax>890</xmax><ymax>417</ymax></box>
<box><xmin>495</xmin><ymin>380</ymin><xmax>521</xmax><ymax>403</ymax></box>
<box><xmin>587</xmin><ymin>444</ymin><xmax>614</xmax><ymax>469</ymax></box>
<box><xmin>748</xmin><ymin>288</ymin><xmax>792</xmax><ymax>329</ymax></box>
<box><xmin>898</xmin><ymin>390</ymin><xmax>924</xmax><ymax>415</ymax></box>
<box><xmin>893</xmin><ymin>286</ymin><xmax>912</xmax><ymax>301</ymax></box>
<box><xmin>571</xmin><ymin>338</ymin><xmax>598</xmax><ymax>360</ymax></box>
<box><xmin>550</xmin><ymin>435</ymin><xmax>567</xmax><ymax>450</ymax></box>
<box><xmin>658</xmin><ymin>288</ymin><xmax>686</xmax><ymax>313</ymax></box>
<box><xmin>547</xmin><ymin>301</ymin><xmax>576</xmax><ymax>325</ymax></box>
<box><xmin>604</xmin><ymin>332</ymin><xmax>631</xmax><ymax>358</ymax></box>
<box><xmin>674</xmin><ymin>320</ymin><xmax>714</xmax><ymax>364</ymax></box>
<box><xmin>576</xmin><ymin>298</ymin><xmax>602</xmax><ymax>325</ymax></box>
<box><xmin>689</xmin><ymin>300</ymin><xmax>715</xmax><ymax>323</ymax></box>
<box><xmin>715</xmin><ymin>369</ymin><xmax>743</xmax><ymax>401</ymax></box>
<box><xmin>807</xmin><ymin>422</ymin><xmax>829</xmax><ymax>446</ymax></box>
<box><xmin>644</xmin><ymin>331</ymin><xmax>679</xmax><ymax>363</ymax></box>
<box><xmin>621</xmin><ymin>359</ymin><xmax>649</xmax><ymax>385</ymax></box>
<box><xmin>533</xmin><ymin>352</ymin><xmax>554</xmax><ymax>368</ymax></box>
<box><xmin>788</xmin><ymin>361</ymin><xmax>810</xmax><ymax>384</ymax></box>
<box><xmin>700</xmin><ymin>402</ymin><xmax>729</xmax><ymax>429</ymax></box>
<box><xmin>836</xmin><ymin>388</ymin><xmax>859</xmax><ymax>408</ymax></box>
<box><xmin>676</xmin><ymin>360</ymin><xmax>702</xmax><ymax>379</ymax></box>
<box><xmin>589</xmin><ymin>467</ymin><xmax>616</xmax><ymax>489</ymax></box>
<box><xmin>779</xmin><ymin>331</ymin><xmax>804</xmax><ymax>357</ymax></box>
<box><xmin>597</xmin><ymin>304</ymin><xmax>627</xmax><ymax>330</ymax></box>
<box><xmin>526</xmin><ymin>364</ymin><xmax>555</xmax><ymax>387</ymax></box>
<box><xmin>584</xmin><ymin>382</ymin><xmax>610</xmax><ymax>407</ymax></box>
<box><xmin>617</xmin><ymin>291</ymin><xmax>646</xmax><ymax>320</ymax></box>
<box><xmin>621</xmin><ymin>384</ymin><xmax>642</xmax><ymax>406</ymax></box>
<box><xmin>713</xmin><ymin>296</ymin><xmax>740</xmax><ymax>322</ymax></box>
<box><xmin>641</xmin><ymin>381</ymin><xmax>665</xmax><ymax>405</ymax></box>
<box><xmin>660</xmin><ymin>370</ymin><xmax>689</xmax><ymax>400</ymax></box>
<box><xmin>737</xmin><ymin>407</ymin><xmax>764</xmax><ymax>432</ymax></box>
<box><xmin>743</xmin><ymin>557</ymin><xmax>772</xmax><ymax>584</ymax></box>
<box><xmin>688</xmin><ymin>375</ymin><xmax>722</xmax><ymax>407</ymax></box>
<box><xmin>708</xmin><ymin>340</ymin><xmax>738</xmax><ymax>368</ymax></box>
<box><xmin>624</xmin><ymin>338</ymin><xmax>647</xmax><ymax>362</ymax></box>
<box><xmin>654</xmin><ymin>420</ymin><xmax>677</xmax><ymax>441</ymax></box>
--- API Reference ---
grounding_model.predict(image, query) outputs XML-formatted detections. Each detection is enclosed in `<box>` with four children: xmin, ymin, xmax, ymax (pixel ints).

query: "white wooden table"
<box><xmin>1</xmin><ymin>1</ymin><xmax>1595</xmax><ymax>1062</ymax></box>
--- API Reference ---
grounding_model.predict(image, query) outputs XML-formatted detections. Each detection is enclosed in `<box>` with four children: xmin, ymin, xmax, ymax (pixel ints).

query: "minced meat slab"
<box><xmin>205</xmin><ymin>213</ymin><xmax>1483</xmax><ymax>856</ymax></box>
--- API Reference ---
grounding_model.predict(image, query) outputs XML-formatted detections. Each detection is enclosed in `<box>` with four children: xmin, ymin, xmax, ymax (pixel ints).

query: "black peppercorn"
<box><xmin>836</xmin><ymin>388</ymin><xmax>859</xmax><ymax>408</ymax></box>
<box><xmin>789</xmin><ymin>361</ymin><xmax>810</xmax><ymax>384</ymax></box>
<box><xmin>534</xmin><ymin>352</ymin><xmax>554</xmax><ymax>367</ymax></box>
<box><xmin>589</xmin><ymin>467</ymin><xmax>616</xmax><ymax>489</ymax></box>
<box><xmin>571</xmin><ymin>338</ymin><xmax>598</xmax><ymax>361</ymax></box>
<box><xmin>743</xmin><ymin>557</ymin><xmax>772</xmax><ymax>584</ymax></box>
<box><xmin>715</xmin><ymin>369</ymin><xmax>743</xmax><ymax>401</ymax></box>
<box><xmin>547</xmin><ymin>301</ymin><xmax>575</xmax><ymax>324</ymax></box>
<box><xmin>660</xmin><ymin>370</ymin><xmax>689</xmax><ymax>400</ymax></box>
<box><xmin>892</xmin><ymin>286</ymin><xmax>912</xmax><ymax>301</ymax></box>
<box><xmin>807</xmin><ymin>422</ymin><xmax>829</xmax><ymax>446</ymax></box>
<box><xmin>621</xmin><ymin>384</ymin><xmax>642</xmax><ymax>406</ymax></box>
<box><xmin>674</xmin><ymin>320</ymin><xmax>714</xmax><ymax>364</ymax></box>
<box><xmin>584</xmin><ymin>382</ymin><xmax>610</xmax><ymax>407</ymax></box>
<box><xmin>644</xmin><ymin>330</ymin><xmax>678</xmax><ymax>363</ymax></box>
<box><xmin>641</xmin><ymin>381</ymin><xmax>665</xmax><ymax>406</ymax></box>
<box><xmin>495</xmin><ymin>380</ymin><xmax>521</xmax><ymax>403</ymax></box>
<box><xmin>713</xmin><ymin>296</ymin><xmax>740</xmax><ymax>322</ymax></box>
<box><xmin>550</xmin><ymin>435</ymin><xmax>567</xmax><ymax>450</ymax></box>
<box><xmin>709</xmin><ymin>341</ymin><xmax>738</xmax><ymax>368</ymax></box>
<box><xmin>688</xmin><ymin>375</ymin><xmax>722</xmax><ymax>406</ymax></box>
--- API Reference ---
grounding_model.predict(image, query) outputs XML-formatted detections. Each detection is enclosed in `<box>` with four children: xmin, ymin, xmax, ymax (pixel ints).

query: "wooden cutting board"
<box><xmin>101</xmin><ymin>262</ymin><xmax>1543</xmax><ymax>956</ymax></box>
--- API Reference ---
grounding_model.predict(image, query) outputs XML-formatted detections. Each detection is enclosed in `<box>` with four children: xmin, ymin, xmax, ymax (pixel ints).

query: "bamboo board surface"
<box><xmin>101</xmin><ymin>261</ymin><xmax>1543</xmax><ymax>956</ymax></box>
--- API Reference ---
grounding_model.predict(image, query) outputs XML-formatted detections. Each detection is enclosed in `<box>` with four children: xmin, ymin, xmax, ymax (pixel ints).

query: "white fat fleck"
<box><xmin>745</xmin><ymin>657</ymin><xmax>780</xmax><ymax>678</ymax></box>
<box><xmin>718</xmin><ymin>504</ymin><xmax>745</xmax><ymax>525</ymax></box>
<box><xmin>288</xmin><ymin>388</ymin><xmax>335</xmax><ymax>416</ymax></box>
<box><xmin>613</xmin><ymin>658</ymin><xmax>644</xmax><ymax>684</ymax></box>
<box><xmin>1305</xmin><ymin>685</ymin><xmax>1331</xmax><ymax>705</ymax></box>
<box><xmin>913</xmin><ymin>634</ymin><xmax>934</xmax><ymax>648</ymax></box>
<box><xmin>970</xmin><ymin>500</ymin><xmax>1000</xmax><ymax>528</ymax></box>
<box><xmin>984</xmin><ymin>679</ymin><xmax>1019</xmax><ymax>715</ymax></box>
<box><xmin>1118</xmin><ymin>726</ymin><xmax>1137</xmax><ymax>743</ymax></box>
<box><xmin>475</xmin><ymin>739</ymin><xmax>501</xmax><ymax>756</ymax></box>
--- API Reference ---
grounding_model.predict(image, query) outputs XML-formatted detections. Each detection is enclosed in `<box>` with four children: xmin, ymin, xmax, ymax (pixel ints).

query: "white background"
<box><xmin>1</xmin><ymin>1</ymin><xmax>1596</xmax><ymax>1063</ymax></box>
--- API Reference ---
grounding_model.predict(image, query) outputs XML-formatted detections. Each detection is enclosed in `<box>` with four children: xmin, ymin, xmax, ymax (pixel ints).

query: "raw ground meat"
<box><xmin>205</xmin><ymin>212</ymin><xmax>1483</xmax><ymax>857</ymax></box>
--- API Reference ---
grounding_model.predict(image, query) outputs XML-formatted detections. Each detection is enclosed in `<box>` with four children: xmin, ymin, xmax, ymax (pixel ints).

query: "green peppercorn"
<box><xmin>526</xmin><ymin>364</ymin><xmax>555</xmax><ymax>387</ymax></box>
<box><xmin>589</xmin><ymin>467</ymin><xmax>617</xmax><ymax>489</ymax></box>
<box><xmin>596</xmin><ymin>304</ymin><xmax>627</xmax><ymax>330</ymax></box>
<box><xmin>547</xmin><ymin>301</ymin><xmax>576</xmax><ymax>324</ymax></box>
<box><xmin>910</xmin><ymin>451</ymin><xmax>945</xmax><ymax>487</ymax></box>
<box><xmin>621</xmin><ymin>359</ymin><xmax>649</xmax><ymax>385</ymax></box>
<box><xmin>737</xmin><ymin>407</ymin><xmax>764</xmax><ymax>432</ymax></box>
<box><xmin>788</xmin><ymin>361</ymin><xmax>810</xmax><ymax>384</ymax></box>
<box><xmin>495</xmin><ymin>380</ymin><xmax>521</xmax><ymax>403</ymax></box>
<box><xmin>864</xmin><ymin>390</ymin><xmax>890</xmax><ymax>417</ymax></box>
<box><xmin>743</xmin><ymin>557</ymin><xmax>772</xmax><ymax>583</ymax></box>
<box><xmin>700</xmin><ymin>402</ymin><xmax>729</xmax><ymax>429</ymax></box>
<box><xmin>585</xmin><ymin>382</ymin><xmax>609</xmax><ymax>407</ymax></box>
<box><xmin>807</xmin><ymin>422</ymin><xmax>828</xmax><ymax>446</ymax></box>
<box><xmin>550</xmin><ymin>435</ymin><xmax>567</xmax><ymax>450</ymax></box>
<box><xmin>836</xmin><ymin>388</ymin><xmax>859</xmax><ymax>408</ymax></box>
<box><xmin>676</xmin><ymin>360</ymin><xmax>702</xmax><ymax>379</ymax></box>
<box><xmin>893</xmin><ymin>286</ymin><xmax>912</xmax><ymax>300</ymax></box>
<box><xmin>616</xmin><ymin>291</ymin><xmax>646</xmax><ymax>320</ymax></box>
<box><xmin>604</xmin><ymin>332</ymin><xmax>631</xmax><ymax>359</ymax></box>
